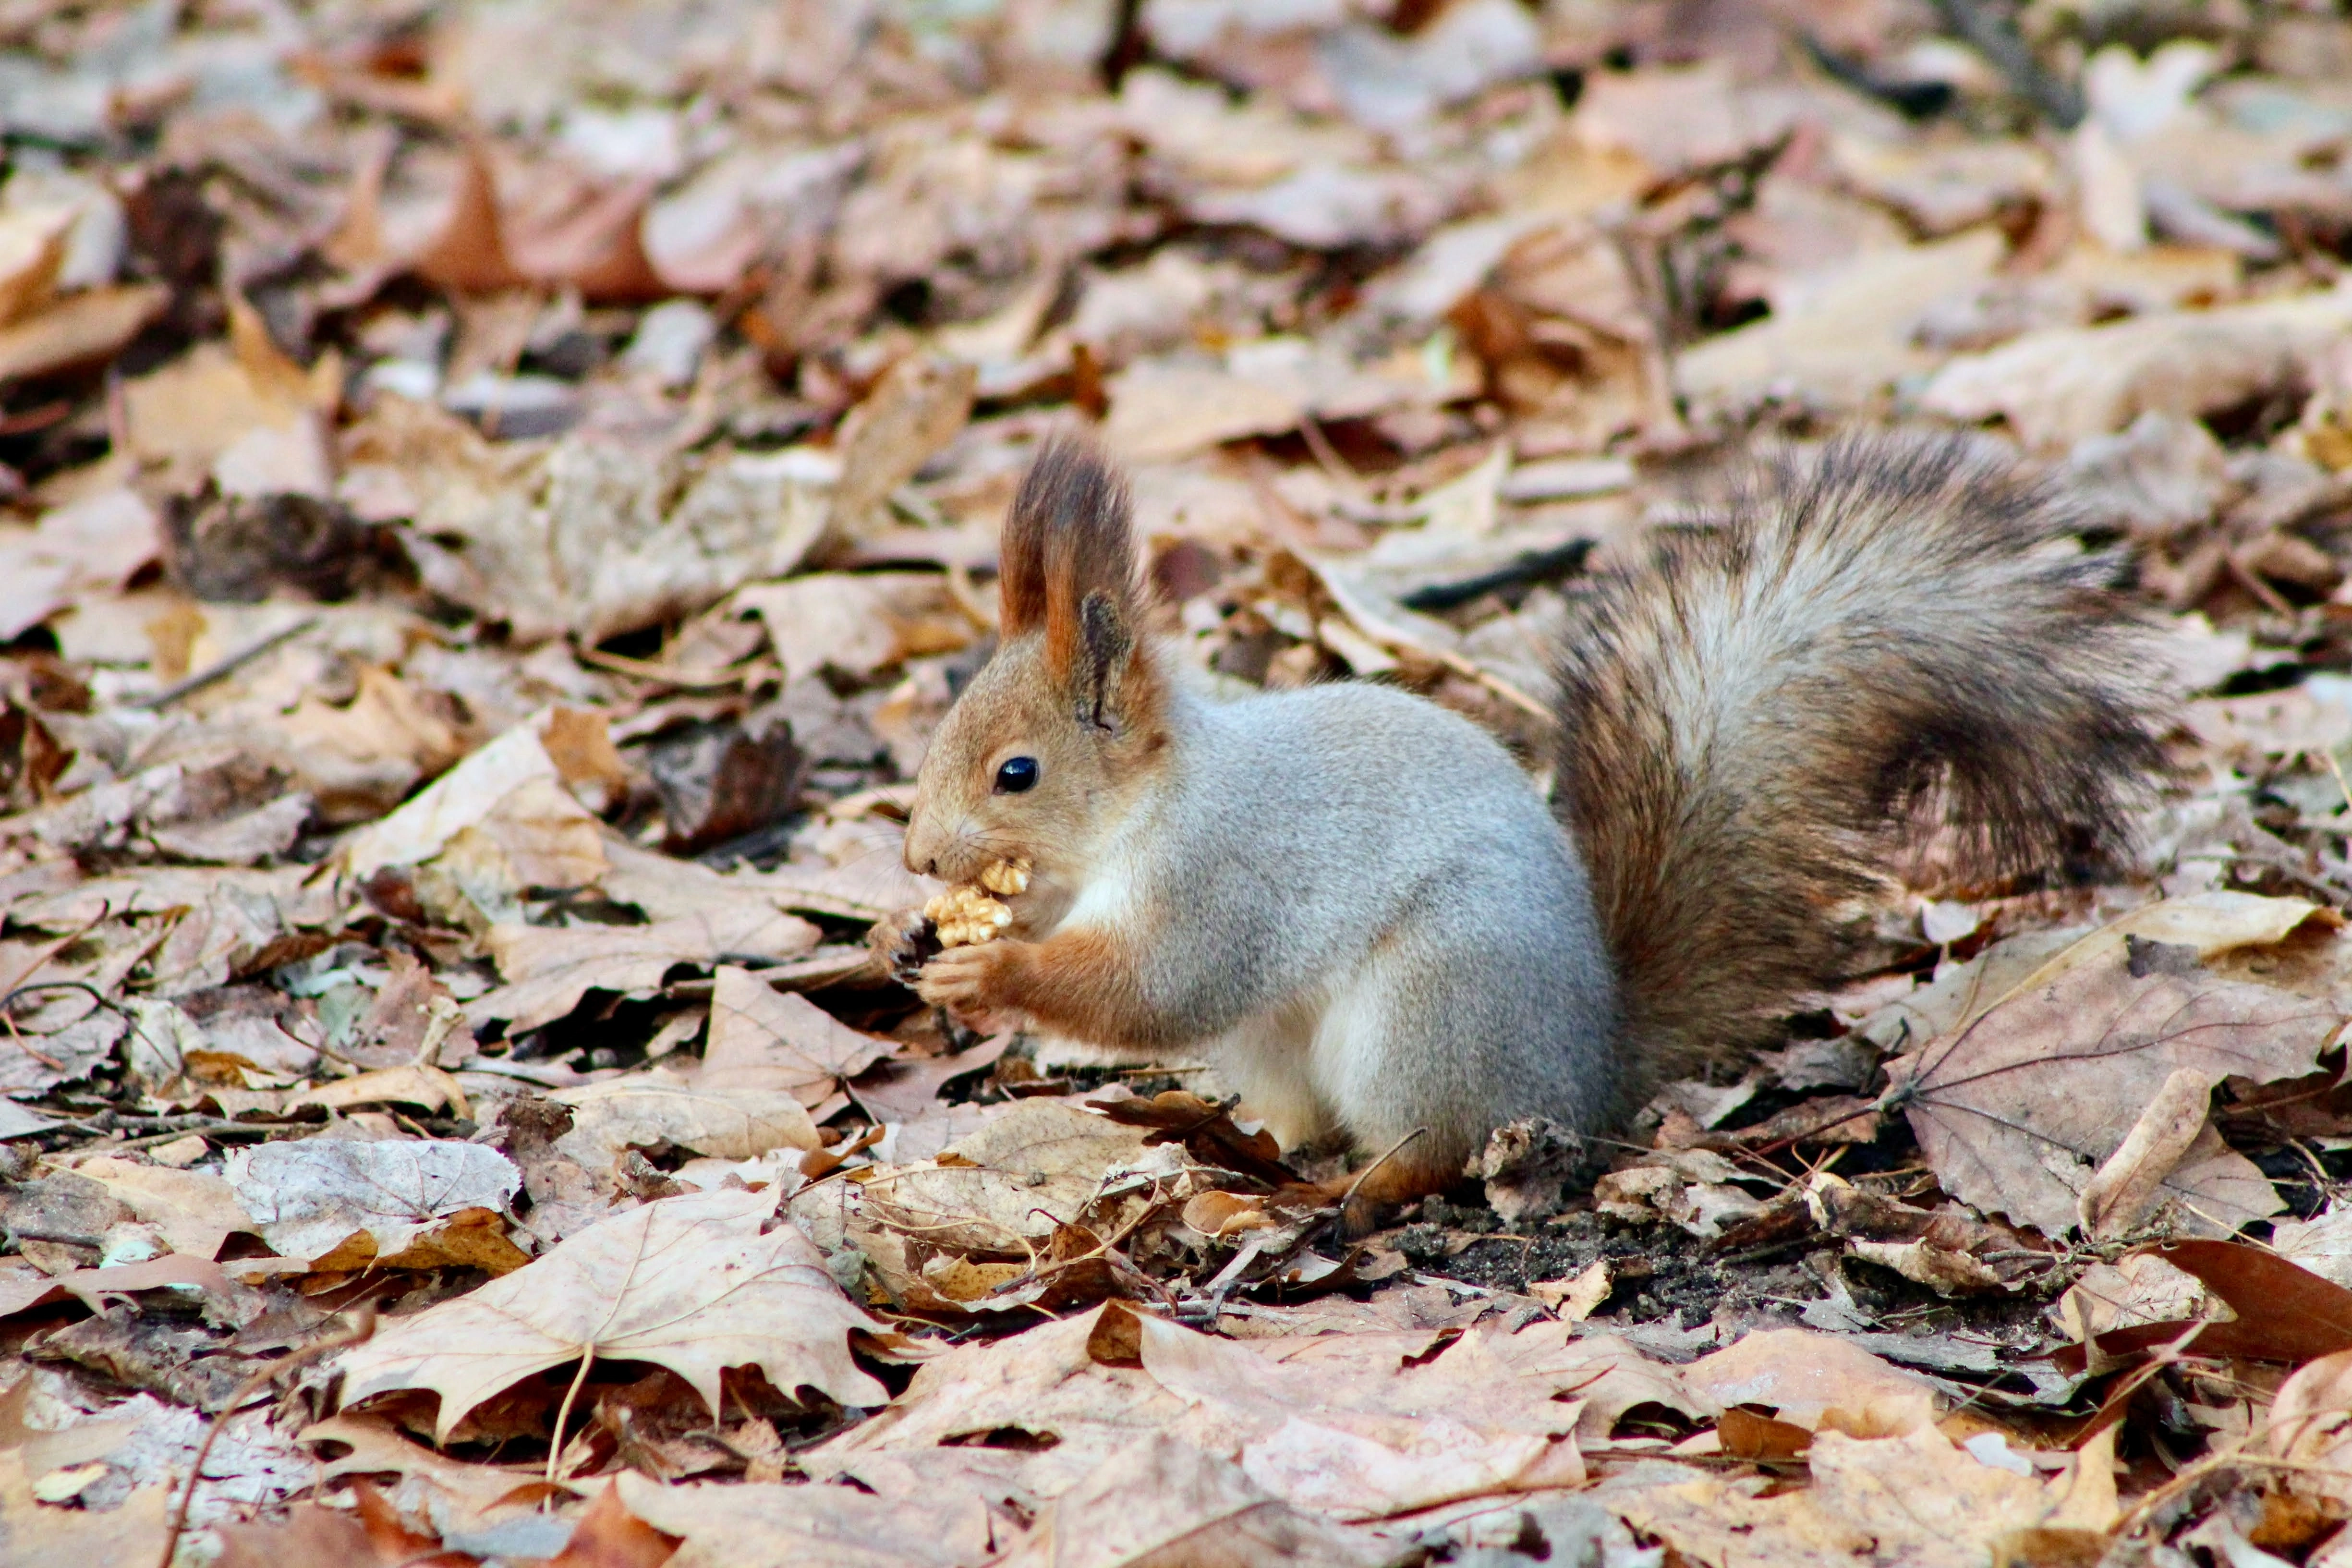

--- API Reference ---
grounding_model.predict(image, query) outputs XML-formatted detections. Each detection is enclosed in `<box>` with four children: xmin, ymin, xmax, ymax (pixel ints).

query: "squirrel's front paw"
<box><xmin>916</xmin><ymin>940</ymin><xmax>1028</xmax><ymax>1023</ymax></box>
<box><xmin>869</xmin><ymin>905</ymin><xmax>938</xmax><ymax>986</ymax></box>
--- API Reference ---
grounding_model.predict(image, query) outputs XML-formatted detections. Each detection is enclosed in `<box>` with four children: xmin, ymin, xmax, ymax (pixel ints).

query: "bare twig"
<box><xmin>128</xmin><ymin>616</ymin><xmax>319</xmax><ymax>712</ymax></box>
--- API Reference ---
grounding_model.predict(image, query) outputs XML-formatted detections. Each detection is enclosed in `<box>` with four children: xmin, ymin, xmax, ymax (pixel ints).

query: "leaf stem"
<box><xmin>546</xmin><ymin>1345</ymin><xmax>597</xmax><ymax>1488</ymax></box>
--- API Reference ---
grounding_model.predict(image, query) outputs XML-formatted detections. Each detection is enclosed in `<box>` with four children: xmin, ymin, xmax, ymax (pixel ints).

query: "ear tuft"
<box><xmin>1000</xmin><ymin>436</ymin><xmax>1128</xmax><ymax>638</ymax></box>
<box><xmin>1077</xmin><ymin>589</ymin><xmax>1133</xmax><ymax>730</ymax></box>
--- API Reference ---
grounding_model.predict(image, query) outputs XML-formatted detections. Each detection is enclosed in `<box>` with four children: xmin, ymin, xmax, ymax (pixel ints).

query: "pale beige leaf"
<box><xmin>808</xmin><ymin>1304</ymin><xmax>1187</xmax><ymax>1492</ymax></box>
<box><xmin>996</xmin><ymin>1435</ymin><xmax>1394</xmax><ymax>1568</ymax></box>
<box><xmin>2055</xmin><ymin>1252</ymin><xmax>2209</xmax><ymax>1344</ymax></box>
<box><xmin>825</xmin><ymin>354</ymin><xmax>975</xmax><ymax>543</ymax></box>
<box><xmin>1680</xmin><ymin>1329</ymin><xmax>1937</xmax><ymax>1437</ymax></box>
<box><xmin>382</xmin><ymin>410</ymin><xmax>835</xmax><ymax>646</ymax></box>
<box><xmin>2270</xmin><ymin>1205</ymin><xmax>2352</xmax><ymax>1290</ymax></box>
<box><xmin>340</xmin><ymin>713</ymin><xmax>605</xmax><ymax>882</ymax></box>
<box><xmin>300</xmin><ymin>1413</ymin><xmax>550</xmax><ymax>1518</ymax></box>
<box><xmin>0</xmin><ymin>283</ymin><xmax>166</xmax><ymax>382</ymax></box>
<box><xmin>1133</xmin><ymin>1309</ymin><xmax>1586</xmax><ymax>1519</ymax></box>
<box><xmin>69</xmin><ymin>1156</ymin><xmax>252</xmax><ymax>1262</ymax></box>
<box><xmin>859</xmin><ymin>1099</ymin><xmax>1153</xmax><ymax>1250</ymax></box>
<box><xmin>2077</xmin><ymin>1064</ymin><xmax>2215</xmax><ymax>1239</ymax></box>
<box><xmin>731</xmin><ymin>572</ymin><xmax>974</xmax><ymax>685</ymax></box>
<box><xmin>223</xmin><ymin>1137</ymin><xmax>521</xmax><ymax>1264</ymax></box>
<box><xmin>2267</xmin><ymin>1345</ymin><xmax>2352</xmax><ymax>1507</ymax></box>
<box><xmin>287</xmin><ymin>1064</ymin><xmax>471</xmax><ymax>1119</ymax></box>
<box><xmin>1922</xmin><ymin>281</ymin><xmax>2352</xmax><ymax>446</ymax></box>
<box><xmin>1528</xmin><ymin>1259</ymin><xmax>1612</xmax><ymax>1322</ymax></box>
<box><xmin>469</xmin><ymin>903</ymin><xmax>820</xmax><ymax>1033</ymax></box>
<box><xmin>1608</xmin><ymin>1425</ymin><xmax>2083</xmax><ymax>1568</ymax></box>
<box><xmin>550</xmin><ymin>1075</ymin><xmax>819</xmax><ymax>1167</ymax></box>
<box><xmin>611</xmin><ymin>1471</ymin><xmax>974</xmax><ymax>1568</ymax></box>
<box><xmin>336</xmin><ymin>1185</ymin><xmax>887</xmax><ymax>1440</ymax></box>
<box><xmin>702</xmin><ymin>966</ymin><xmax>896</xmax><ymax>1102</ymax></box>
<box><xmin>0</xmin><ymin>1449</ymin><xmax>170</xmax><ymax>1568</ymax></box>
<box><xmin>1674</xmin><ymin>231</ymin><xmax>2002</xmax><ymax>415</ymax></box>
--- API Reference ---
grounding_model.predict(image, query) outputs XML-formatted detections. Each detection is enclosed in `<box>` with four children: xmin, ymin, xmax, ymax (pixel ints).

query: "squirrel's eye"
<box><xmin>994</xmin><ymin>756</ymin><xmax>1040</xmax><ymax>794</ymax></box>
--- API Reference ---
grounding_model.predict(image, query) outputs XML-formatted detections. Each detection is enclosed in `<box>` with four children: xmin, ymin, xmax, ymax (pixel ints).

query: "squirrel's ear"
<box><xmin>1011</xmin><ymin>438</ymin><xmax>1155</xmax><ymax>732</ymax></box>
<box><xmin>996</xmin><ymin>447</ymin><xmax>1057</xmax><ymax>637</ymax></box>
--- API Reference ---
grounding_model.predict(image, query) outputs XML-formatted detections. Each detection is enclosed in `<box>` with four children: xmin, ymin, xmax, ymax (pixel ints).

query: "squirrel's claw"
<box><xmin>915</xmin><ymin>940</ymin><xmax>1021</xmax><ymax>1023</ymax></box>
<box><xmin>869</xmin><ymin>906</ymin><xmax>938</xmax><ymax>986</ymax></box>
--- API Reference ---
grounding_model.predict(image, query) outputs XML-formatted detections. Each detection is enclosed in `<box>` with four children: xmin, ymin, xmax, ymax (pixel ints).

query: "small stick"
<box><xmin>1334</xmin><ymin>1127</ymin><xmax>1429</xmax><ymax>1212</ymax></box>
<box><xmin>573</xmin><ymin>646</ymin><xmax>751</xmax><ymax>690</ymax></box>
<box><xmin>157</xmin><ymin>1304</ymin><xmax>375</xmax><ymax>1568</ymax></box>
<box><xmin>129</xmin><ymin>616</ymin><xmax>319</xmax><ymax>712</ymax></box>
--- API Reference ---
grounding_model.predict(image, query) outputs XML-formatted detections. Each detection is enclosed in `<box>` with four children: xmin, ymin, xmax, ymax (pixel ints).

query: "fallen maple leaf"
<box><xmin>550</xmin><ymin>1075</ymin><xmax>820</xmax><ymax>1168</ymax></box>
<box><xmin>225</xmin><ymin>1137</ymin><xmax>524</xmax><ymax>1271</ymax></box>
<box><xmin>1884</xmin><ymin>931</ymin><xmax>2341</xmax><ymax>1237</ymax></box>
<box><xmin>700</xmin><ymin>966</ymin><xmax>897</xmax><ymax>1104</ymax></box>
<box><xmin>998</xmin><ymin>1434</ymin><xmax>1394</xmax><ymax>1568</ymax></box>
<box><xmin>1680</xmin><ymin>1328</ymin><xmax>1937</xmax><ymax>1437</ymax></box>
<box><xmin>469</xmin><ymin>905</ymin><xmax>822</xmax><ymax>1034</ymax></box>
<box><xmin>611</xmin><ymin>1470</ymin><xmax>973</xmax><ymax>1568</ymax></box>
<box><xmin>1609</xmin><ymin>1423</ymin><xmax>2115</xmax><ymax>1568</ymax></box>
<box><xmin>335</xmin><ymin>1186</ymin><xmax>891</xmax><ymax>1440</ymax></box>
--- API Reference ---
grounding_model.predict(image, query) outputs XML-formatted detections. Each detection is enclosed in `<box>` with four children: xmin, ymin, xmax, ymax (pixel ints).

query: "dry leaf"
<box><xmin>731</xmin><ymin>573</ymin><xmax>975</xmax><ymax>685</ymax></box>
<box><xmin>1528</xmin><ymin>1260</ymin><xmax>1612</xmax><ymax>1322</ymax></box>
<box><xmin>340</xmin><ymin>710</ymin><xmax>613</xmax><ymax>885</ymax></box>
<box><xmin>1674</xmin><ymin>232</ymin><xmax>2002</xmax><ymax>416</ymax></box>
<box><xmin>224</xmin><ymin>1138</ymin><xmax>522</xmax><ymax>1268</ymax></box>
<box><xmin>858</xmin><ymin>1100</ymin><xmax>1154</xmax><ymax>1252</ymax></box>
<box><xmin>69</xmin><ymin>1156</ymin><xmax>252</xmax><ymax>1261</ymax></box>
<box><xmin>2267</xmin><ymin>1345</ymin><xmax>2352</xmax><ymax>1508</ymax></box>
<box><xmin>611</xmin><ymin>1471</ymin><xmax>974</xmax><ymax>1568</ymax></box>
<box><xmin>299</xmin><ymin>1412</ymin><xmax>555</xmax><ymax>1520</ymax></box>
<box><xmin>2076</xmin><ymin>1064</ymin><xmax>2214</xmax><ymax>1239</ymax></box>
<box><xmin>810</xmin><ymin>1304</ymin><xmax>1189</xmax><ymax>1488</ymax></box>
<box><xmin>1608</xmin><ymin>1424</ymin><xmax>2103</xmax><ymax>1568</ymax></box>
<box><xmin>1681</xmin><ymin>1329</ymin><xmax>1938</xmax><ymax>1437</ymax></box>
<box><xmin>337</xmin><ymin>1185</ymin><xmax>889</xmax><ymax>1440</ymax></box>
<box><xmin>2271</xmin><ymin>1205</ymin><xmax>2352</xmax><ymax>1291</ymax></box>
<box><xmin>379</xmin><ymin>406</ymin><xmax>835</xmax><ymax>646</ymax></box>
<box><xmin>0</xmin><ymin>1447</ymin><xmax>170</xmax><ymax>1568</ymax></box>
<box><xmin>1922</xmin><ymin>282</ymin><xmax>2352</xmax><ymax>447</ymax></box>
<box><xmin>1132</xmin><ymin>1308</ymin><xmax>1586</xmax><ymax>1520</ymax></box>
<box><xmin>288</xmin><ymin>1064</ymin><xmax>471</xmax><ymax>1119</ymax></box>
<box><xmin>550</xmin><ymin>1075</ymin><xmax>820</xmax><ymax>1168</ymax></box>
<box><xmin>700</xmin><ymin>967</ymin><xmax>896</xmax><ymax>1104</ymax></box>
<box><xmin>824</xmin><ymin>355</ymin><xmax>975</xmax><ymax>546</ymax></box>
<box><xmin>0</xmin><ymin>283</ymin><xmax>166</xmax><ymax>382</ymax></box>
<box><xmin>1886</xmin><ymin>932</ymin><xmax>2340</xmax><ymax>1237</ymax></box>
<box><xmin>470</xmin><ymin>904</ymin><xmax>821</xmax><ymax>1034</ymax></box>
<box><xmin>997</xmin><ymin>1435</ymin><xmax>1394</xmax><ymax>1568</ymax></box>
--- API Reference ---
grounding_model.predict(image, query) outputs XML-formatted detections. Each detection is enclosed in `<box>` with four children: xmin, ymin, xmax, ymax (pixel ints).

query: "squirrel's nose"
<box><xmin>901</xmin><ymin>817</ymin><xmax>943</xmax><ymax>877</ymax></box>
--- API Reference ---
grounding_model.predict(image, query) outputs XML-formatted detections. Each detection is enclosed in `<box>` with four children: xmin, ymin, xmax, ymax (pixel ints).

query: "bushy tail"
<box><xmin>1551</xmin><ymin>434</ymin><xmax>2167</xmax><ymax>1095</ymax></box>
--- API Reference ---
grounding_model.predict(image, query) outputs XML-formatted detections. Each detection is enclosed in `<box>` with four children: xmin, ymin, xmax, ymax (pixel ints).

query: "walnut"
<box><xmin>924</xmin><ymin>885</ymin><xmax>1014</xmax><ymax>948</ymax></box>
<box><xmin>977</xmin><ymin>857</ymin><xmax>1032</xmax><ymax>897</ymax></box>
<box><xmin>920</xmin><ymin>859</ymin><xmax>1031</xmax><ymax>948</ymax></box>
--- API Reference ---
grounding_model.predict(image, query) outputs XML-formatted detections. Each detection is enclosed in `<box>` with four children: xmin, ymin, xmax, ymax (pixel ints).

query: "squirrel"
<box><xmin>873</xmin><ymin>433</ymin><xmax>2166</xmax><ymax>1212</ymax></box>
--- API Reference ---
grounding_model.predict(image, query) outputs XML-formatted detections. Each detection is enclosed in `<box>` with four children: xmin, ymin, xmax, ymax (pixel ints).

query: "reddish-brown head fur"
<box><xmin>903</xmin><ymin>438</ymin><xmax>1167</xmax><ymax>920</ymax></box>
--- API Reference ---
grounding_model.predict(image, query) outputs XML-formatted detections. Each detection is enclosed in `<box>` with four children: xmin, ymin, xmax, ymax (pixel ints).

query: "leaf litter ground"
<box><xmin>11</xmin><ymin>0</ymin><xmax>2352</xmax><ymax>1565</ymax></box>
